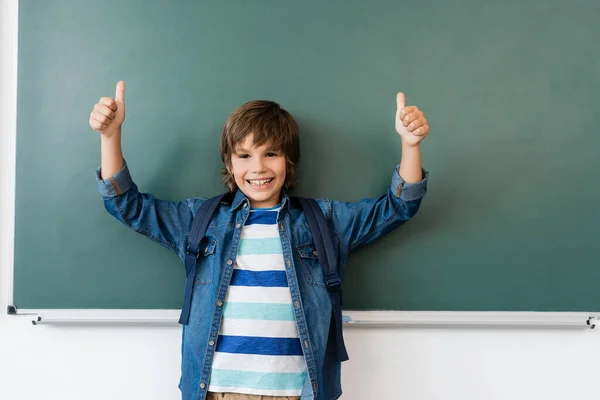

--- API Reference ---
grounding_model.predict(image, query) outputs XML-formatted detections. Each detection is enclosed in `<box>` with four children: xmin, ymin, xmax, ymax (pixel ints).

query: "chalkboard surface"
<box><xmin>13</xmin><ymin>0</ymin><xmax>600</xmax><ymax>312</ymax></box>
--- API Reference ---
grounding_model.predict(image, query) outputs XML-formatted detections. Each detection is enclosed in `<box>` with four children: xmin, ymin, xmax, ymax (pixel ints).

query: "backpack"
<box><xmin>178</xmin><ymin>193</ymin><xmax>349</xmax><ymax>362</ymax></box>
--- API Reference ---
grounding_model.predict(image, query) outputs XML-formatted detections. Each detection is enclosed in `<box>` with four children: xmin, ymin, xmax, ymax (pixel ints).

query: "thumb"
<box><xmin>396</xmin><ymin>92</ymin><xmax>406</xmax><ymax>112</ymax></box>
<box><xmin>115</xmin><ymin>80</ymin><xmax>125</xmax><ymax>103</ymax></box>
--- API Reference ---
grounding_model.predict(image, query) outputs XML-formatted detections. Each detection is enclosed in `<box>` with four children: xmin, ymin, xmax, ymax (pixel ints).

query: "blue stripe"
<box><xmin>230</xmin><ymin>270</ymin><xmax>288</xmax><ymax>287</ymax></box>
<box><xmin>210</xmin><ymin>369</ymin><xmax>306</xmax><ymax>391</ymax></box>
<box><xmin>216</xmin><ymin>335</ymin><xmax>304</xmax><ymax>356</ymax></box>
<box><xmin>237</xmin><ymin>237</ymin><xmax>282</xmax><ymax>255</ymax></box>
<box><xmin>223</xmin><ymin>302</ymin><xmax>295</xmax><ymax>320</ymax></box>
<box><xmin>245</xmin><ymin>211</ymin><xmax>277</xmax><ymax>225</ymax></box>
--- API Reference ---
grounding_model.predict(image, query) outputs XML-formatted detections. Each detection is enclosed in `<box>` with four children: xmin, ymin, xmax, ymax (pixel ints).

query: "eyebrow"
<box><xmin>235</xmin><ymin>146</ymin><xmax>280</xmax><ymax>153</ymax></box>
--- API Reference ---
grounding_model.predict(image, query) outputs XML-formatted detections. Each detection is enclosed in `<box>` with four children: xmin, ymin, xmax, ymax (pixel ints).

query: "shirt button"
<box><xmin>295</xmin><ymin>300</ymin><xmax>300</xmax><ymax>308</ymax></box>
<box><xmin>236</xmin><ymin>223</ymin><xmax>241</xmax><ymax>229</ymax></box>
<box><xmin>243</xmin><ymin>203</ymin><xmax>248</xmax><ymax>208</ymax></box>
<box><xmin>209</xmin><ymin>340</ymin><xmax>215</xmax><ymax>346</ymax></box>
<box><xmin>304</xmin><ymin>339</ymin><xmax>309</xmax><ymax>348</ymax></box>
<box><xmin>279</xmin><ymin>222</ymin><xmax>284</xmax><ymax>229</ymax></box>
<box><xmin>217</xmin><ymin>300</ymin><xmax>223</xmax><ymax>307</ymax></box>
<box><xmin>227</xmin><ymin>259</ymin><xmax>233</xmax><ymax>265</ymax></box>
<box><xmin>199</xmin><ymin>383</ymin><xmax>206</xmax><ymax>389</ymax></box>
<box><xmin>312</xmin><ymin>250</ymin><xmax>318</xmax><ymax>256</ymax></box>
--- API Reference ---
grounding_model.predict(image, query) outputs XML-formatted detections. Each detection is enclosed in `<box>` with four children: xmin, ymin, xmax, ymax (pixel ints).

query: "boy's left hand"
<box><xmin>395</xmin><ymin>92</ymin><xmax>429</xmax><ymax>147</ymax></box>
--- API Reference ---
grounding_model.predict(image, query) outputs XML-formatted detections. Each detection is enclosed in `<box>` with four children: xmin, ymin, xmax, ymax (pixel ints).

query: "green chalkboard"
<box><xmin>13</xmin><ymin>0</ymin><xmax>600</xmax><ymax>312</ymax></box>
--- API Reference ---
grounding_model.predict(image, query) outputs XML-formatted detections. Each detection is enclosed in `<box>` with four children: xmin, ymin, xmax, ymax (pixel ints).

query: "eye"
<box><xmin>237</xmin><ymin>154</ymin><xmax>249</xmax><ymax>159</ymax></box>
<box><xmin>266</xmin><ymin>152</ymin><xmax>279</xmax><ymax>157</ymax></box>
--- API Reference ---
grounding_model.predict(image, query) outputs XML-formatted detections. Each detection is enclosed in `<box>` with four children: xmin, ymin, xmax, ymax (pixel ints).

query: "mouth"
<box><xmin>246</xmin><ymin>178</ymin><xmax>274</xmax><ymax>188</ymax></box>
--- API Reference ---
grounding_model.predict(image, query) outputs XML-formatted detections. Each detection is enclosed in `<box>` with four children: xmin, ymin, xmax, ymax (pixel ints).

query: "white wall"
<box><xmin>1</xmin><ymin>2</ymin><xmax>599</xmax><ymax>399</ymax></box>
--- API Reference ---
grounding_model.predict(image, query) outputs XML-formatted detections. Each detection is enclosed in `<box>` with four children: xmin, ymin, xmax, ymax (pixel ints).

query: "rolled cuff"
<box><xmin>95</xmin><ymin>161</ymin><xmax>133</xmax><ymax>198</ymax></box>
<box><xmin>391</xmin><ymin>165</ymin><xmax>429</xmax><ymax>201</ymax></box>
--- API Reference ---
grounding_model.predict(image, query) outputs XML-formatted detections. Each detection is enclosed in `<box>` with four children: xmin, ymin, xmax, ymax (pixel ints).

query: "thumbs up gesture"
<box><xmin>395</xmin><ymin>92</ymin><xmax>429</xmax><ymax>147</ymax></box>
<box><xmin>89</xmin><ymin>80</ymin><xmax>126</xmax><ymax>138</ymax></box>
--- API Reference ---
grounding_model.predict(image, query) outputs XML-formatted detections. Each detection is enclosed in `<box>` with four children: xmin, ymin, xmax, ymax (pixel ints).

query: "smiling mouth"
<box><xmin>247</xmin><ymin>178</ymin><xmax>274</xmax><ymax>187</ymax></box>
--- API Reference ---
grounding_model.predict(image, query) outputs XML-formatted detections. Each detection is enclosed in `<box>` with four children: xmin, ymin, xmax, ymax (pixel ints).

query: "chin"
<box><xmin>247</xmin><ymin>187</ymin><xmax>283</xmax><ymax>207</ymax></box>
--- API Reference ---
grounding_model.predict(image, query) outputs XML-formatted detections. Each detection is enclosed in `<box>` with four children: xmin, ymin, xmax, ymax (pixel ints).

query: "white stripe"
<box><xmin>241</xmin><ymin>223</ymin><xmax>279</xmax><ymax>239</ymax></box>
<box><xmin>235</xmin><ymin>253</ymin><xmax>285</xmax><ymax>271</ymax></box>
<box><xmin>207</xmin><ymin>386</ymin><xmax>302</xmax><ymax>397</ymax></box>
<box><xmin>211</xmin><ymin>353</ymin><xmax>306</xmax><ymax>374</ymax></box>
<box><xmin>249</xmin><ymin>206</ymin><xmax>281</xmax><ymax>212</ymax></box>
<box><xmin>219</xmin><ymin>318</ymin><xmax>299</xmax><ymax>338</ymax></box>
<box><xmin>224</xmin><ymin>286</ymin><xmax>292</xmax><ymax>304</ymax></box>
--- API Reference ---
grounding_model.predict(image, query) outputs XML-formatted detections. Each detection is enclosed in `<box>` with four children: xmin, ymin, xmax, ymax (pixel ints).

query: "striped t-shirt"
<box><xmin>208</xmin><ymin>205</ymin><xmax>307</xmax><ymax>396</ymax></box>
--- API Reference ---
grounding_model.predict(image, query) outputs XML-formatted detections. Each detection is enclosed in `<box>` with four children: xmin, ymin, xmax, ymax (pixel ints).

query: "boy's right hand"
<box><xmin>89</xmin><ymin>80</ymin><xmax>126</xmax><ymax>138</ymax></box>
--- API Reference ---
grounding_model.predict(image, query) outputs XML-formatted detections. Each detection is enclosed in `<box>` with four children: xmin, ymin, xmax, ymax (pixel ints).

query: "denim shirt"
<box><xmin>96</xmin><ymin>163</ymin><xmax>428</xmax><ymax>400</ymax></box>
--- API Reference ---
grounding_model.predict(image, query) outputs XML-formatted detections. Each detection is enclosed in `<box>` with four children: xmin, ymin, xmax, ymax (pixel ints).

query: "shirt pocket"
<box><xmin>297</xmin><ymin>242</ymin><xmax>326</xmax><ymax>288</ymax></box>
<box><xmin>194</xmin><ymin>238</ymin><xmax>216</xmax><ymax>285</ymax></box>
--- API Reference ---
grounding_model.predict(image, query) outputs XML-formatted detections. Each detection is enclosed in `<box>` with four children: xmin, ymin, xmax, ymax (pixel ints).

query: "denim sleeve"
<box><xmin>328</xmin><ymin>165</ymin><xmax>428</xmax><ymax>253</ymax></box>
<box><xmin>95</xmin><ymin>162</ymin><xmax>198</xmax><ymax>259</ymax></box>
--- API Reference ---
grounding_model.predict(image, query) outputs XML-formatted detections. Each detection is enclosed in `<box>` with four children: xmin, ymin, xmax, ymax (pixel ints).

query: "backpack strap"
<box><xmin>179</xmin><ymin>193</ymin><xmax>227</xmax><ymax>325</ymax></box>
<box><xmin>295</xmin><ymin>197</ymin><xmax>349</xmax><ymax>362</ymax></box>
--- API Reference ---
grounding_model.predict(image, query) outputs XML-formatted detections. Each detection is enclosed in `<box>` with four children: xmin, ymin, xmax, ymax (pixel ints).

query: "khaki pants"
<box><xmin>207</xmin><ymin>393</ymin><xmax>300</xmax><ymax>400</ymax></box>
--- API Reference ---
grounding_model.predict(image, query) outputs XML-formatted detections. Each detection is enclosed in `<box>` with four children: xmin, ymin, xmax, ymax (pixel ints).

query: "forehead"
<box><xmin>234</xmin><ymin>134</ymin><xmax>279</xmax><ymax>151</ymax></box>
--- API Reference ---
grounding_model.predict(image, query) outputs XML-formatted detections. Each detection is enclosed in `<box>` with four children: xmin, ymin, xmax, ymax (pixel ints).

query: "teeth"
<box><xmin>248</xmin><ymin>179</ymin><xmax>273</xmax><ymax>186</ymax></box>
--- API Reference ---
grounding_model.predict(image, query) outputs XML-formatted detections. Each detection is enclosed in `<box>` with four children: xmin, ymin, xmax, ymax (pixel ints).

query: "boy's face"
<box><xmin>229</xmin><ymin>134</ymin><xmax>287</xmax><ymax>208</ymax></box>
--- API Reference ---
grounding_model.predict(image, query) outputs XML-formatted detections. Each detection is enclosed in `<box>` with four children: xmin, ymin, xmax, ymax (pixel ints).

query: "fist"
<box><xmin>89</xmin><ymin>80</ymin><xmax>126</xmax><ymax>138</ymax></box>
<box><xmin>395</xmin><ymin>92</ymin><xmax>429</xmax><ymax>147</ymax></box>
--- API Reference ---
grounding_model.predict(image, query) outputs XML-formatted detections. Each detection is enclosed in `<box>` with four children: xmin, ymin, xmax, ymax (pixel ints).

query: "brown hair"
<box><xmin>220</xmin><ymin>100</ymin><xmax>300</xmax><ymax>192</ymax></box>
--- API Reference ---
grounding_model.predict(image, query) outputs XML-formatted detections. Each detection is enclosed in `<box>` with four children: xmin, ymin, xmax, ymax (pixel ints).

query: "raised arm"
<box><xmin>89</xmin><ymin>81</ymin><xmax>198</xmax><ymax>259</ymax></box>
<box><xmin>329</xmin><ymin>92</ymin><xmax>430</xmax><ymax>253</ymax></box>
<box><xmin>396</xmin><ymin>92</ymin><xmax>428</xmax><ymax>183</ymax></box>
<box><xmin>89</xmin><ymin>80</ymin><xmax>126</xmax><ymax>178</ymax></box>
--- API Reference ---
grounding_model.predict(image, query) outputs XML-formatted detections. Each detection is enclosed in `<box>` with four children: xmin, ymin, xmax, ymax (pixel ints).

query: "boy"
<box><xmin>89</xmin><ymin>80</ymin><xmax>429</xmax><ymax>400</ymax></box>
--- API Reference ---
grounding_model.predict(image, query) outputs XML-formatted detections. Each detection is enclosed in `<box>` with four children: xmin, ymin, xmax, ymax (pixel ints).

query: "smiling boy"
<box><xmin>90</xmin><ymin>81</ymin><xmax>429</xmax><ymax>400</ymax></box>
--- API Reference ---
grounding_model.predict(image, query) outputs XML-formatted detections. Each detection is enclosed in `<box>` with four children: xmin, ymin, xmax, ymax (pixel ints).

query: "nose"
<box><xmin>251</xmin><ymin>156</ymin><xmax>266</xmax><ymax>173</ymax></box>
